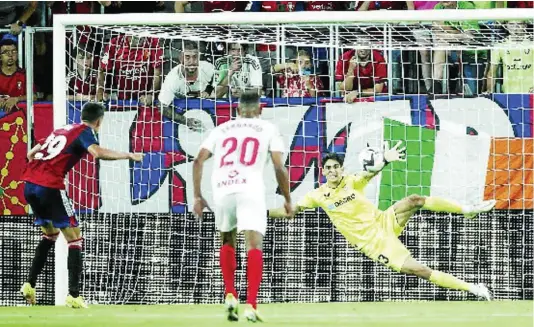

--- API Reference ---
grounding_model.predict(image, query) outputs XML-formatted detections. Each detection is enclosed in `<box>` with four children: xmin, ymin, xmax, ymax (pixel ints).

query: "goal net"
<box><xmin>12</xmin><ymin>10</ymin><xmax>532</xmax><ymax>306</ymax></box>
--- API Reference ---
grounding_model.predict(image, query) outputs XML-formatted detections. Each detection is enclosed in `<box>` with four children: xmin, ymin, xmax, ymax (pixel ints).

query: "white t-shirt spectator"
<box><xmin>158</xmin><ymin>60</ymin><xmax>214</xmax><ymax>105</ymax></box>
<box><xmin>214</xmin><ymin>55</ymin><xmax>263</xmax><ymax>91</ymax></box>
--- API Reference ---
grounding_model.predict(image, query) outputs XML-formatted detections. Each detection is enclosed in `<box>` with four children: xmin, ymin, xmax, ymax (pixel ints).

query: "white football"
<box><xmin>359</xmin><ymin>147</ymin><xmax>384</xmax><ymax>172</ymax></box>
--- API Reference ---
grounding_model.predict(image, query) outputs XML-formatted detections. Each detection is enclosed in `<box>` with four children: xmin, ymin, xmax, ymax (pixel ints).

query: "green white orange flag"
<box><xmin>378</xmin><ymin>118</ymin><xmax>533</xmax><ymax>210</ymax></box>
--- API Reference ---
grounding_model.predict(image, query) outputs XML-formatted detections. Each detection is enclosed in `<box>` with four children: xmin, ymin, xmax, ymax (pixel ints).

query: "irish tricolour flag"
<box><xmin>377</xmin><ymin>118</ymin><xmax>533</xmax><ymax>210</ymax></box>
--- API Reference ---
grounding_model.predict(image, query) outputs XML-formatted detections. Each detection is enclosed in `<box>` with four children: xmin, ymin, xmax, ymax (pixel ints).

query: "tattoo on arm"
<box><xmin>161</xmin><ymin>105</ymin><xmax>186</xmax><ymax>124</ymax></box>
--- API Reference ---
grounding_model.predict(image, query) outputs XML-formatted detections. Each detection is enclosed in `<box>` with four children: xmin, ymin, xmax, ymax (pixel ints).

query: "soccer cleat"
<box><xmin>224</xmin><ymin>293</ymin><xmax>239</xmax><ymax>322</ymax></box>
<box><xmin>65</xmin><ymin>295</ymin><xmax>88</xmax><ymax>309</ymax></box>
<box><xmin>473</xmin><ymin>283</ymin><xmax>493</xmax><ymax>301</ymax></box>
<box><xmin>244</xmin><ymin>304</ymin><xmax>264</xmax><ymax>323</ymax></box>
<box><xmin>20</xmin><ymin>282</ymin><xmax>36</xmax><ymax>305</ymax></box>
<box><xmin>464</xmin><ymin>200</ymin><xmax>496</xmax><ymax>219</ymax></box>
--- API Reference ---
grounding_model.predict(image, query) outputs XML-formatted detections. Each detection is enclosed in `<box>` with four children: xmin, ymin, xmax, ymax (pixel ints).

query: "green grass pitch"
<box><xmin>1</xmin><ymin>301</ymin><xmax>532</xmax><ymax>327</ymax></box>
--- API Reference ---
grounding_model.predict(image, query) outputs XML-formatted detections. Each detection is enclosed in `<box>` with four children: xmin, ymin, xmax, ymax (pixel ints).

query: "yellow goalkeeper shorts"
<box><xmin>360</xmin><ymin>208</ymin><xmax>411</xmax><ymax>272</ymax></box>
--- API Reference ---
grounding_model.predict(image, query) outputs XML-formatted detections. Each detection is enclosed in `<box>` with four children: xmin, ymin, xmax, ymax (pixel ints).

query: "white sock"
<box><xmin>467</xmin><ymin>283</ymin><xmax>479</xmax><ymax>295</ymax></box>
<box><xmin>461</xmin><ymin>205</ymin><xmax>472</xmax><ymax>214</ymax></box>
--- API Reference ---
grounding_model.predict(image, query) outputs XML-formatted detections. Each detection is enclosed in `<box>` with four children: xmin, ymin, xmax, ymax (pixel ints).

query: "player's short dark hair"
<box><xmin>239</xmin><ymin>90</ymin><xmax>260</xmax><ymax>108</ymax></box>
<box><xmin>81</xmin><ymin>102</ymin><xmax>105</xmax><ymax>123</ymax></box>
<box><xmin>182</xmin><ymin>40</ymin><xmax>198</xmax><ymax>52</ymax></box>
<box><xmin>322</xmin><ymin>152</ymin><xmax>344</xmax><ymax>168</ymax></box>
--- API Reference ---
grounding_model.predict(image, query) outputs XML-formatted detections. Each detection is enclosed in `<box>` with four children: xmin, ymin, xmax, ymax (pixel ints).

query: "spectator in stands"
<box><xmin>486</xmin><ymin>20</ymin><xmax>534</xmax><ymax>93</ymax></box>
<box><xmin>214</xmin><ymin>43</ymin><xmax>262</xmax><ymax>98</ymax></box>
<box><xmin>48</xmin><ymin>1</ymin><xmax>97</xmax><ymax>19</ymax></box>
<box><xmin>409</xmin><ymin>1</ymin><xmax>439</xmax><ymax>10</ymax></box>
<box><xmin>246</xmin><ymin>2</ymin><xmax>301</xmax><ymax>96</ymax></box>
<box><xmin>0</xmin><ymin>2</ymin><xmax>38</xmax><ymax>36</ymax></box>
<box><xmin>354</xmin><ymin>1</ymin><xmax>413</xmax><ymax>94</ymax></box>
<box><xmin>507</xmin><ymin>1</ymin><xmax>534</xmax><ymax>8</ymax></box>
<box><xmin>98</xmin><ymin>1</ymin><xmax>166</xmax><ymax>13</ymax></box>
<box><xmin>175</xmin><ymin>1</ymin><xmax>247</xmax><ymax>12</ymax></box>
<box><xmin>0</xmin><ymin>38</ymin><xmax>31</xmax><ymax>112</ymax></box>
<box><xmin>410</xmin><ymin>1</ymin><xmax>440</xmax><ymax>93</ymax></box>
<box><xmin>432</xmin><ymin>1</ymin><xmax>486</xmax><ymax>95</ymax></box>
<box><xmin>97</xmin><ymin>34</ymin><xmax>163</xmax><ymax>105</ymax></box>
<box><xmin>272</xmin><ymin>49</ymin><xmax>323</xmax><ymax>97</ymax></box>
<box><xmin>353</xmin><ymin>1</ymin><xmax>413</xmax><ymax>10</ymax></box>
<box><xmin>159</xmin><ymin>41</ymin><xmax>214</xmax><ymax>103</ymax></box>
<box><xmin>472</xmin><ymin>1</ymin><xmax>504</xmax><ymax>9</ymax></box>
<box><xmin>336</xmin><ymin>48</ymin><xmax>387</xmax><ymax>102</ymax></box>
<box><xmin>67</xmin><ymin>42</ymin><xmax>98</xmax><ymax>101</ymax></box>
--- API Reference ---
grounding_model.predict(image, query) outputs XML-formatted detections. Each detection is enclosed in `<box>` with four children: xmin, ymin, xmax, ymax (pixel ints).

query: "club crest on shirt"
<box><xmin>17</xmin><ymin>81</ymin><xmax>22</xmax><ymax>90</ymax></box>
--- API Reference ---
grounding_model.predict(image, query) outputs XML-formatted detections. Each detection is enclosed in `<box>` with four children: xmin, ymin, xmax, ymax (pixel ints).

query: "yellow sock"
<box><xmin>423</xmin><ymin>196</ymin><xmax>466</xmax><ymax>214</ymax></box>
<box><xmin>429</xmin><ymin>270</ymin><xmax>472</xmax><ymax>292</ymax></box>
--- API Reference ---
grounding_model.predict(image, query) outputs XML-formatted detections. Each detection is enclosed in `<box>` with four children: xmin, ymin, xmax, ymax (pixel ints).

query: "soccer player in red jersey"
<box><xmin>97</xmin><ymin>34</ymin><xmax>162</xmax><ymax>105</ymax></box>
<box><xmin>20</xmin><ymin>102</ymin><xmax>143</xmax><ymax>308</ymax></box>
<box><xmin>0</xmin><ymin>38</ymin><xmax>30</xmax><ymax>112</ymax></box>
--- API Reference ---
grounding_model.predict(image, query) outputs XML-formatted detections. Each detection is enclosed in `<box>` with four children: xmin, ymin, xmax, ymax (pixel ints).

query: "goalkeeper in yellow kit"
<box><xmin>269</xmin><ymin>142</ymin><xmax>495</xmax><ymax>300</ymax></box>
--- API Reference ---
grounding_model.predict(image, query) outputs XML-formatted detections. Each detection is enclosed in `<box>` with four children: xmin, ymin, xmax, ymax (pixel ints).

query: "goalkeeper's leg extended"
<box><xmin>401</xmin><ymin>256</ymin><xmax>493</xmax><ymax>300</ymax></box>
<box><xmin>392</xmin><ymin>194</ymin><xmax>496</xmax><ymax>229</ymax></box>
<box><xmin>370</xmin><ymin>237</ymin><xmax>492</xmax><ymax>300</ymax></box>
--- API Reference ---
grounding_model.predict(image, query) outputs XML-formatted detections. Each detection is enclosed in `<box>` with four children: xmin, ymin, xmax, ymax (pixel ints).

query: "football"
<box><xmin>359</xmin><ymin>147</ymin><xmax>385</xmax><ymax>172</ymax></box>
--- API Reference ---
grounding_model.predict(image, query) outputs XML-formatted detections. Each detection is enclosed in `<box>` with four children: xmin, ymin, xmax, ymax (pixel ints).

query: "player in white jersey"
<box><xmin>193</xmin><ymin>91</ymin><xmax>293</xmax><ymax>322</ymax></box>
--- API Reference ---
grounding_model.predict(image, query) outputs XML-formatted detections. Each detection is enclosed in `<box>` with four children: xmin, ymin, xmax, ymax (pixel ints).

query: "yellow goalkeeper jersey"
<box><xmin>297</xmin><ymin>174</ymin><xmax>383</xmax><ymax>249</ymax></box>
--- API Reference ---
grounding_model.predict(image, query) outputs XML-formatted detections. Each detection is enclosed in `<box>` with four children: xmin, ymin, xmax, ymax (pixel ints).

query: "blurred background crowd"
<box><xmin>0</xmin><ymin>1</ymin><xmax>533</xmax><ymax>114</ymax></box>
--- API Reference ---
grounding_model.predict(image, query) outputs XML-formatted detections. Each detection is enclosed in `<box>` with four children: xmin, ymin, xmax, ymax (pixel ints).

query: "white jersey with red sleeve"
<box><xmin>200</xmin><ymin>117</ymin><xmax>285</xmax><ymax>201</ymax></box>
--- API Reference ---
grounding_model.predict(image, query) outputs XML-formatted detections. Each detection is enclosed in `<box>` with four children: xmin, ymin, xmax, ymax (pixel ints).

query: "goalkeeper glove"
<box><xmin>383</xmin><ymin>140</ymin><xmax>406</xmax><ymax>164</ymax></box>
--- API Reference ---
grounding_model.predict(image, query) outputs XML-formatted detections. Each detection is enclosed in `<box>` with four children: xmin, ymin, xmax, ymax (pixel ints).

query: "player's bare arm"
<box><xmin>96</xmin><ymin>67</ymin><xmax>107</xmax><ymax>102</ymax></box>
<box><xmin>160</xmin><ymin>105</ymin><xmax>204</xmax><ymax>132</ymax></box>
<box><xmin>270</xmin><ymin>151</ymin><xmax>294</xmax><ymax>218</ymax></box>
<box><xmin>192</xmin><ymin>147</ymin><xmax>212</xmax><ymax>219</ymax></box>
<box><xmin>215</xmin><ymin>73</ymin><xmax>231</xmax><ymax>98</ymax></box>
<box><xmin>268</xmin><ymin>204</ymin><xmax>303</xmax><ymax>219</ymax></box>
<box><xmin>87</xmin><ymin>144</ymin><xmax>143</xmax><ymax>161</ymax></box>
<box><xmin>27</xmin><ymin>144</ymin><xmax>42</xmax><ymax>162</ymax></box>
<box><xmin>140</xmin><ymin>68</ymin><xmax>162</xmax><ymax>105</ymax></box>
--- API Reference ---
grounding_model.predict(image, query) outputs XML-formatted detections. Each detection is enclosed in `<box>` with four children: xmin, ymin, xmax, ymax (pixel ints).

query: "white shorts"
<box><xmin>214</xmin><ymin>193</ymin><xmax>267</xmax><ymax>235</ymax></box>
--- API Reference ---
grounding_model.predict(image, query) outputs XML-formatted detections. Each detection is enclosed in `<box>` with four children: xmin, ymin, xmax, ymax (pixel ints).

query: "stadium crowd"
<box><xmin>0</xmin><ymin>0</ymin><xmax>533</xmax><ymax>113</ymax></box>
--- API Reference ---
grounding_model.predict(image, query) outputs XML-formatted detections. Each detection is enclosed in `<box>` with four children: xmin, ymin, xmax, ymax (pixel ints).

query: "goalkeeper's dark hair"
<box><xmin>322</xmin><ymin>152</ymin><xmax>344</xmax><ymax>167</ymax></box>
<box><xmin>81</xmin><ymin>102</ymin><xmax>105</xmax><ymax>123</ymax></box>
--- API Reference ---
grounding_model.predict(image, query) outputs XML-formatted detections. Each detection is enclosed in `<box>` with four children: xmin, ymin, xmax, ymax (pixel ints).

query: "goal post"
<box><xmin>50</xmin><ymin>9</ymin><xmax>534</xmax><ymax>305</ymax></box>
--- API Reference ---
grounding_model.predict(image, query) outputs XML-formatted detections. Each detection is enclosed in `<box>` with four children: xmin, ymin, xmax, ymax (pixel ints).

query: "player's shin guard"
<box><xmin>27</xmin><ymin>233</ymin><xmax>59</xmax><ymax>288</ymax></box>
<box><xmin>423</xmin><ymin>197</ymin><xmax>468</xmax><ymax>214</ymax></box>
<box><xmin>67</xmin><ymin>238</ymin><xmax>83</xmax><ymax>298</ymax></box>
<box><xmin>219</xmin><ymin>244</ymin><xmax>237</xmax><ymax>298</ymax></box>
<box><xmin>429</xmin><ymin>270</ymin><xmax>472</xmax><ymax>292</ymax></box>
<box><xmin>246</xmin><ymin>249</ymin><xmax>263</xmax><ymax>310</ymax></box>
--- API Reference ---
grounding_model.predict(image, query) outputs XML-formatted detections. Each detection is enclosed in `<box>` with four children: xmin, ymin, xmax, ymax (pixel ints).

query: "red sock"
<box><xmin>246</xmin><ymin>249</ymin><xmax>263</xmax><ymax>309</ymax></box>
<box><xmin>219</xmin><ymin>244</ymin><xmax>237</xmax><ymax>298</ymax></box>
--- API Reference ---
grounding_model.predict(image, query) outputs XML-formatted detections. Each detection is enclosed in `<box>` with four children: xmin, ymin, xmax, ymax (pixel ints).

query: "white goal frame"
<box><xmin>52</xmin><ymin>8</ymin><xmax>534</xmax><ymax>305</ymax></box>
